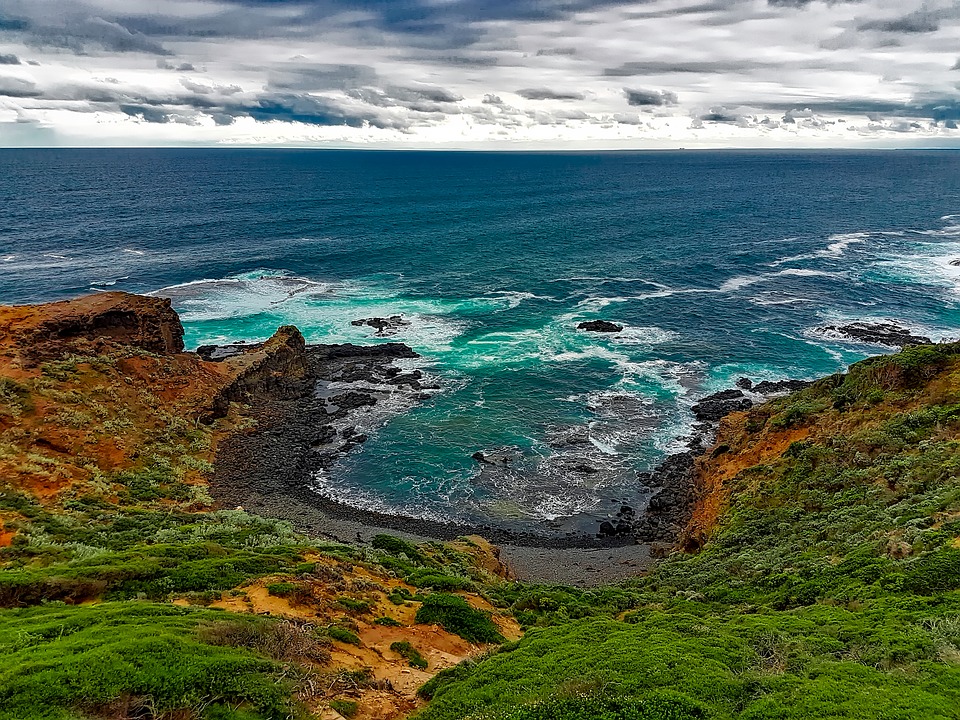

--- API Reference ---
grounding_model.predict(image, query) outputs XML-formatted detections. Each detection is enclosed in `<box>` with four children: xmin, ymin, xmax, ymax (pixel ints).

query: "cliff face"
<box><xmin>0</xmin><ymin>292</ymin><xmax>185</xmax><ymax>366</ymax></box>
<box><xmin>683</xmin><ymin>342</ymin><xmax>960</xmax><ymax>552</ymax></box>
<box><xmin>205</xmin><ymin>325</ymin><xmax>308</xmax><ymax>421</ymax></box>
<box><xmin>0</xmin><ymin>293</ymin><xmax>308</xmax><ymax>507</ymax></box>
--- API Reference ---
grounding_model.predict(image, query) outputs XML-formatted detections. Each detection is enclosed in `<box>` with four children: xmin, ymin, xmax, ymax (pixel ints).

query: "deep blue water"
<box><xmin>2</xmin><ymin>149</ymin><xmax>960</xmax><ymax>526</ymax></box>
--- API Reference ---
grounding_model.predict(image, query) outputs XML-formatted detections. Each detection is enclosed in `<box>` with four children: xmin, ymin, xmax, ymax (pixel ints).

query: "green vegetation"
<box><xmin>0</xmin><ymin>603</ymin><xmax>312</xmax><ymax>720</ymax></box>
<box><xmin>4</xmin><ymin>339</ymin><xmax>960</xmax><ymax>719</ymax></box>
<box><xmin>374</xmin><ymin>615</ymin><xmax>402</xmax><ymax>626</ymax></box>
<box><xmin>391</xmin><ymin>640</ymin><xmax>429</xmax><ymax>669</ymax></box>
<box><xmin>337</xmin><ymin>596</ymin><xmax>372</xmax><ymax>614</ymax></box>
<box><xmin>327</xmin><ymin>626</ymin><xmax>361</xmax><ymax>646</ymax></box>
<box><xmin>415</xmin><ymin>593</ymin><xmax>504</xmax><ymax>645</ymax></box>
<box><xmin>414</xmin><ymin>343</ymin><xmax>960</xmax><ymax>720</ymax></box>
<box><xmin>329</xmin><ymin>699</ymin><xmax>359</xmax><ymax>717</ymax></box>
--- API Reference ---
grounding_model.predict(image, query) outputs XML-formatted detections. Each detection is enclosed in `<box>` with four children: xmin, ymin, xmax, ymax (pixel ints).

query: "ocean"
<box><xmin>3</xmin><ymin>148</ymin><xmax>960</xmax><ymax>528</ymax></box>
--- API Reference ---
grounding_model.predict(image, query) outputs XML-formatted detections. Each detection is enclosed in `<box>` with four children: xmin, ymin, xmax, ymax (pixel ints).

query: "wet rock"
<box><xmin>691</xmin><ymin>389</ymin><xmax>753</xmax><ymax>422</ymax></box>
<box><xmin>752</xmin><ymin>378</ymin><xmax>814</xmax><ymax>395</ymax></box>
<box><xmin>735</xmin><ymin>377</ymin><xmax>753</xmax><ymax>390</ymax></box>
<box><xmin>329</xmin><ymin>391</ymin><xmax>376</xmax><ymax>410</ymax></box>
<box><xmin>598</xmin><ymin>520</ymin><xmax>617</xmax><ymax>537</ymax></box>
<box><xmin>351</xmin><ymin>315</ymin><xmax>410</xmax><ymax>336</ymax></box>
<box><xmin>577</xmin><ymin>320</ymin><xmax>624</xmax><ymax>333</ymax></box>
<box><xmin>310</xmin><ymin>425</ymin><xmax>337</xmax><ymax>447</ymax></box>
<box><xmin>818</xmin><ymin>322</ymin><xmax>932</xmax><ymax>348</ymax></box>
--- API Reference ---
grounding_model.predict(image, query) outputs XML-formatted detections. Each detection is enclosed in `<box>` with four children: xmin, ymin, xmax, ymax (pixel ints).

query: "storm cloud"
<box><xmin>0</xmin><ymin>0</ymin><xmax>957</xmax><ymax>147</ymax></box>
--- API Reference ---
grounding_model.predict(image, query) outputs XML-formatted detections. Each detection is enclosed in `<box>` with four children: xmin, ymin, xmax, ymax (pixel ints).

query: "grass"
<box><xmin>0</xmin><ymin>602</ymin><xmax>308</xmax><ymax>720</ymax></box>
<box><xmin>412</xmin><ymin>343</ymin><xmax>960</xmax><ymax>720</ymax></box>
<box><xmin>391</xmin><ymin>640</ymin><xmax>429</xmax><ymax>669</ymax></box>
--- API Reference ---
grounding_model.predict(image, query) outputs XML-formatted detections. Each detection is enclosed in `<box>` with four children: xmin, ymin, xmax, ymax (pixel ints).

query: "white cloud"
<box><xmin>0</xmin><ymin>0</ymin><xmax>958</xmax><ymax>147</ymax></box>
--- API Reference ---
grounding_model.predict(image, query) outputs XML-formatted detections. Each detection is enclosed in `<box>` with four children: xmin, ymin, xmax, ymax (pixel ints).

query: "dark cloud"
<box><xmin>482</xmin><ymin>94</ymin><xmax>503</xmax><ymax>105</ymax></box>
<box><xmin>120</xmin><ymin>104</ymin><xmax>170</xmax><ymax>123</ymax></box>
<box><xmin>604</xmin><ymin>60</ymin><xmax>758</xmax><ymax>76</ymax></box>
<box><xmin>157</xmin><ymin>59</ymin><xmax>197</xmax><ymax>72</ymax></box>
<box><xmin>267</xmin><ymin>64</ymin><xmax>379</xmax><ymax>92</ymax></box>
<box><xmin>517</xmin><ymin>88</ymin><xmax>584</xmax><ymax>100</ymax></box>
<box><xmin>0</xmin><ymin>54</ymin><xmax>21</xmax><ymax>65</ymax></box>
<box><xmin>536</xmin><ymin>47</ymin><xmax>577</xmax><ymax>56</ymax></box>
<box><xmin>767</xmin><ymin>0</ymin><xmax>862</xmax><ymax>6</ymax></box>
<box><xmin>0</xmin><ymin>15</ymin><xmax>28</xmax><ymax>31</ymax></box>
<box><xmin>25</xmin><ymin>16</ymin><xmax>172</xmax><ymax>55</ymax></box>
<box><xmin>859</xmin><ymin>12</ymin><xmax>940</xmax><ymax>34</ymax></box>
<box><xmin>348</xmin><ymin>84</ymin><xmax>462</xmax><ymax>112</ymax></box>
<box><xmin>0</xmin><ymin>77</ymin><xmax>42</xmax><ymax>98</ymax></box>
<box><xmin>624</xmin><ymin>88</ymin><xmax>678</xmax><ymax>106</ymax></box>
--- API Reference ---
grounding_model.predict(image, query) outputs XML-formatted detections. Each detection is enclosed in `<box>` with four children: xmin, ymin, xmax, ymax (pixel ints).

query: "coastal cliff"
<box><xmin>1</xmin><ymin>292</ymin><xmax>959</xmax><ymax>720</ymax></box>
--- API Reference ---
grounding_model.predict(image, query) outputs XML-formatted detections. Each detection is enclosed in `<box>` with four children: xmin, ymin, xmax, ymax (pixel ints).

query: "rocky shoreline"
<box><xmin>206</xmin><ymin>327</ymin><xmax>816</xmax><ymax>552</ymax></box>
<box><xmin>209</xmin><ymin>317</ymin><xmax>934</xmax><ymax>556</ymax></box>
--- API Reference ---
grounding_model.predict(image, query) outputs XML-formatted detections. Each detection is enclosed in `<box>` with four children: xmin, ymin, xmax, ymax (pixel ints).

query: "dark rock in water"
<box><xmin>950</xmin><ymin>258</ymin><xmax>960</xmax><ymax>267</ymax></box>
<box><xmin>311</xmin><ymin>425</ymin><xmax>337</xmax><ymax>447</ymax></box>
<box><xmin>472</xmin><ymin>451</ymin><xmax>491</xmax><ymax>464</ymax></box>
<box><xmin>329</xmin><ymin>391</ymin><xmax>376</xmax><ymax>410</ymax></box>
<box><xmin>620</xmin><ymin>505</ymin><xmax>634</xmax><ymax>516</ymax></box>
<box><xmin>572</xmin><ymin>463</ymin><xmax>600</xmax><ymax>475</ymax></box>
<box><xmin>390</xmin><ymin>371</ymin><xmax>423</xmax><ymax>389</ymax></box>
<box><xmin>819</xmin><ymin>322</ymin><xmax>932</xmax><ymax>348</ymax></box>
<box><xmin>321</xmin><ymin>343</ymin><xmax>419</xmax><ymax>360</ymax></box>
<box><xmin>691</xmin><ymin>389</ymin><xmax>753</xmax><ymax>422</ymax></box>
<box><xmin>578</xmin><ymin>320</ymin><xmax>624</xmax><ymax>333</ymax></box>
<box><xmin>752</xmin><ymin>378</ymin><xmax>815</xmax><ymax>395</ymax></box>
<box><xmin>735</xmin><ymin>377</ymin><xmax>753</xmax><ymax>390</ymax></box>
<box><xmin>598</xmin><ymin>520</ymin><xmax>617</xmax><ymax>537</ymax></box>
<box><xmin>351</xmin><ymin>315</ymin><xmax>410</xmax><ymax>336</ymax></box>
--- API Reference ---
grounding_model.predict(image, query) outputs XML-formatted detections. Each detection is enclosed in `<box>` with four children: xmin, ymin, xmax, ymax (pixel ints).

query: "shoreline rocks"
<box><xmin>817</xmin><ymin>322</ymin><xmax>932</xmax><ymax>348</ymax></box>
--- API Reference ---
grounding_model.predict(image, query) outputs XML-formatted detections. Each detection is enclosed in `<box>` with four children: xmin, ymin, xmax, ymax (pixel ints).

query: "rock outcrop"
<box><xmin>817</xmin><ymin>322</ymin><xmax>932</xmax><ymax>348</ymax></box>
<box><xmin>351</xmin><ymin>316</ymin><xmax>410</xmax><ymax>336</ymax></box>
<box><xmin>577</xmin><ymin>320</ymin><xmax>623</xmax><ymax>333</ymax></box>
<box><xmin>204</xmin><ymin>326</ymin><xmax>309</xmax><ymax>421</ymax></box>
<box><xmin>1</xmin><ymin>291</ymin><xmax>184</xmax><ymax>365</ymax></box>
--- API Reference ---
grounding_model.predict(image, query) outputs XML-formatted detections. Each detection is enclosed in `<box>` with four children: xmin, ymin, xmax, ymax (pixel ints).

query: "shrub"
<box><xmin>391</xmin><ymin>640</ymin><xmax>428</xmax><ymax>669</ymax></box>
<box><xmin>330</xmin><ymin>699</ymin><xmax>359</xmax><ymax>717</ymax></box>
<box><xmin>414</xmin><ymin>593</ymin><xmax>503</xmax><ymax>644</ymax></box>
<box><xmin>375</xmin><ymin>616</ymin><xmax>402</xmax><ymax>627</ymax></box>
<box><xmin>328</xmin><ymin>626</ymin><xmax>361</xmax><ymax>646</ymax></box>
<box><xmin>0</xmin><ymin>603</ymin><xmax>294</xmax><ymax>720</ymax></box>
<box><xmin>372</xmin><ymin>534</ymin><xmax>428</xmax><ymax>564</ymax></box>
<box><xmin>337</xmin><ymin>596</ymin><xmax>372</xmax><ymax>614</ymax></box>
<box><xmin>266</xmin><ymin>582</ymin><xmax>298</xmax><ymax>598</ymax></box>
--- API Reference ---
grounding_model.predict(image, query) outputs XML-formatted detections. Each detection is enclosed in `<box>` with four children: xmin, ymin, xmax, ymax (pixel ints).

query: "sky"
<box><xmin>0</xmin><ymin>0</ymin><xmax>959</xmax><ymax>148</ymax></box>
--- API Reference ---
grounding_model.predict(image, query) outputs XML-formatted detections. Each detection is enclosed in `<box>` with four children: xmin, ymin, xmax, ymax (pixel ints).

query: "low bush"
<box><xmin>415</xmin><ymin>593</ymin><xmax>503</xmax><ymax>644</ymax></box>
<box><xmin>327</xmin><ymin>626</ymin><xmax>361</xmax><ymax>646</ymax></box>
<box><xmin>391</xmin><ymin>640</ymin><xmax>428</xmax><ymax>669</ymax></box>
<box><xmin>0</xmin><ymin>602</ymin><xmax>302</xmax><ymax>720</ymax></box>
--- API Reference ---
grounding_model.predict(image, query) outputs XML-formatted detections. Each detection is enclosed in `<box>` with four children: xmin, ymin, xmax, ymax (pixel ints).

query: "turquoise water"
<box><xmin>2</xmin><ymin>149</ymin><xmax>960</xmax><ymax>525</ymax></box>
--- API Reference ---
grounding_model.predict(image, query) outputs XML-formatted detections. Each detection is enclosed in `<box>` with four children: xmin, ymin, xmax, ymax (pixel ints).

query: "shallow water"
<box><xmin>3</xmin><ymin>149</ymin><xmax>960</xmax><ymax>527</ymax></box>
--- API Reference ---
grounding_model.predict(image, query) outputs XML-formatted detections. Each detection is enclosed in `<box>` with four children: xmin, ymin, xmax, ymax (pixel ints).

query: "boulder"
<box><xmin>351</xmin><ymin>315</ymin><xmax>410</xmax><ymax>336</ymax></box>
<box><xmin>577</xmin><ymin>320</ymin><xmax>624</xmax><ymax>333</ymax></box>
<box><xmin>691</xmin><ymin>389</ymin><xmax>753</xmax><ymax>421</ymax></box>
